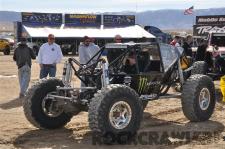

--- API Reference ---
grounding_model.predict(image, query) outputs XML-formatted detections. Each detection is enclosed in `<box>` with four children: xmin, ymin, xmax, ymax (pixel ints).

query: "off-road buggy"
<box><xmin>194</xmin><ymin>33</ymin><xmax>225</xmax><ymax>79</ymax></box>
<box><xmin>23</xmin><ymin>42</ymin><xmax>215</xmax><ymax>141</ymax></box>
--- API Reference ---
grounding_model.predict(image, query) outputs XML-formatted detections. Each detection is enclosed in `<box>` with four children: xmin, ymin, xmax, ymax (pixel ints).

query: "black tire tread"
<box><xmin>88</xmin><ymin>84</ymin><xmax>143</xmax><ymax>134</ymax></box>
<box><xmin>181</xmin><ymin>74</ymin><xmax>215</xmax><ymax>122</ymax></box>
<box><xmin>191</xmin><ymin>61</ymin><xmax>207</xmax><ymax>75</ymax></box>
<box><xmin>23</xmin><ymin>78</ymin><xmax>72</xmax><ymax>129</ymax></box>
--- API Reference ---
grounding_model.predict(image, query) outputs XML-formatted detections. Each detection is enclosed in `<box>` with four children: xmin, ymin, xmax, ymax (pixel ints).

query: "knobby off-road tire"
<box><xmin>181</xmin><ymin>74</ymin><xmax>215</xmax><ymax>122</ymax></box>
<box><xmin>191</xmin><ymin>61</ymin><xmax>207</xmax><ymax>75</ymax></box>
<box><xmin>3</xmin><ymin>46</ymin><xmax>10</xmax><ymax>55</ymax></box>
<box><xmin>88</xmin><ymin>84</ymin><xmax>143</xmax><ymax>143</ymax></box>
<box><xmin>23</xmin><ymin>78</ymin><xmax>73</xmax><ymax>129</ymax></box>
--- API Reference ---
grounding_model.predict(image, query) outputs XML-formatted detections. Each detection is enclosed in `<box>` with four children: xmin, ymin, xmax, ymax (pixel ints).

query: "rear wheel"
<box><xmin>181</xmin><ymin>74</ymin><xmax>215</xmax><ymax>121</ymax></box>
<box><xmin>192</xmin><ymin>61</ymin><xmax>207</xmax><ymax>75</ymax></box>
<box><xmin>3</xmin><ymin>46</ymin><xmax>10</xmax><ymax>55</ymax></box>
<box><xmin>23</xmin><ymin>78</ymin><xmax>73</xmax><ymax>129</ymax></box>
<box><xmin>88</xmin><ymin>84</ymin><xmax>143</xmax><ymax>143</ymax></box>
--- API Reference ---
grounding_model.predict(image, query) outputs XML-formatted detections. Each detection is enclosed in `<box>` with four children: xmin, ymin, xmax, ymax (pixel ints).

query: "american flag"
<box><xmin>184</xmin><ymin>6</ymin><xmax>194</xmax><ymax>15</ymax></box>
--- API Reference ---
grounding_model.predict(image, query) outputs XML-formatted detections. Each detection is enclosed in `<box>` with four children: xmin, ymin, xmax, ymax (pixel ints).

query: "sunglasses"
<box><xmin>49</xmin><ymin>37</ymin><xmax>55</xmax><ymax>40</ymax></box>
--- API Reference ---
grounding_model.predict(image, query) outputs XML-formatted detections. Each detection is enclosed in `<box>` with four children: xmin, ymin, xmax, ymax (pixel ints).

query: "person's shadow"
<box><xmin>0</xmin><ymin>97</ymin><xmax>22</xmax><ymax>110</ymax></box>
<box><xmin>13</xmin><ymin>112</ymin><xmax>225</xmax><ymax>149</ymax></box>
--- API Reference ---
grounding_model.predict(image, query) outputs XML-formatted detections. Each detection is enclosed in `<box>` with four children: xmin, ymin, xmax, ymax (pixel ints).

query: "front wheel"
<box><xmin>88</xmin><ymin>84</ymin><xmax>143</xmax><ymax>143</ymax></box>
<box><xmin>3</xmin><ymin>46</ymin><xmax>10</xmax><ymax>55</ymax></box>
<box><xmin>23</xmin><ymin>78</ymin><xmax>73</xmax><ymax>129</ymax></box>
<box><xmin>181</xmin><ymin>74</ymin><xmax>215</xmax><ymax>122</ymax></box>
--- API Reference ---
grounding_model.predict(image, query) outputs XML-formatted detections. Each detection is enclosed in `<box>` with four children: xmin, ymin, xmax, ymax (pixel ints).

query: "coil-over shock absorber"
<box><xmin>62</xmin><ymin>61</ymin><xmax>72</xmax><ymax>87</ymax></box>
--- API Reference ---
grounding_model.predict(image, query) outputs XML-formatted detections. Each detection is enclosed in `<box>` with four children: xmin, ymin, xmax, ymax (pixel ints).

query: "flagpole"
<box><xmin>192</xmin><ymin>6</ymin><xmax>195</xmax><ymax>36</ymax></box>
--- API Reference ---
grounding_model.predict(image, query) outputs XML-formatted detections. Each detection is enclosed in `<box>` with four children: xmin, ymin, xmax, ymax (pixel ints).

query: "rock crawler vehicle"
<box><xmin>23</xmin><ymin>42</ymin><xmax>216</xmax><ymax>141</ymax></box>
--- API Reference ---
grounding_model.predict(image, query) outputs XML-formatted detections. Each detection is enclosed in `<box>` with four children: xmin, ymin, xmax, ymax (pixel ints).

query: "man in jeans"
<box><xmin>37</xmin><ymin>34</ymin><xmax>63</xmax><ymax>79</ymax></box>
<box><xmin>13</xmin><ymin>38</ymin><xmax>36</xmax><ymax>98</ymax></box>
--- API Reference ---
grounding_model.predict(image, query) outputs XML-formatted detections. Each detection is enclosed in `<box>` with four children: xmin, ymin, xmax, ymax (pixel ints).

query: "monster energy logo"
<box><xmin>138</xmin><ymin>77</ymin><xmax>161</xmax><ymax>93</ymax></box>
<box><xmin>138</xmin><ymin>77</ymin><xmax>148</xmax><ymax>93</ymax></box>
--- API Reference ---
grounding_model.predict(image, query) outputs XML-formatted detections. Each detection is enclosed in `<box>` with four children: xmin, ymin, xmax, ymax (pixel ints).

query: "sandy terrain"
<box><xmin>0</xmin><ymin>53</ymin><xmax>225</xmax><ymax>149</ymax></box>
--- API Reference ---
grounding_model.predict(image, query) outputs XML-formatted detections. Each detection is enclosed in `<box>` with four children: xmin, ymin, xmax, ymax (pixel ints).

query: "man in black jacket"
<box><xmin>13</xmin><ymin>38</ymin><xmax>36</xmax><ymax>98</ymax></box>
<box><xmin>182</xmin><ymin>35</ymin><xmax>193</xmax><ymax>57</ymax></box>
<box><xmin>195</xmin><ymin>39</ymin><xmax>207</xmax><ymax>61</ymax></box>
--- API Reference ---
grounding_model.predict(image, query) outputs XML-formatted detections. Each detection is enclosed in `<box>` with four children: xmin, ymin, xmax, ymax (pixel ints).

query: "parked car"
<box><xmin>195</xmin><ymin>33</ymin><xmax>225</xmax><ymax>79</ymax></box>
<box><xmin>144</xmin><ymin>26</ymin><xmax>172</xmax><ymax>43</ymax></box>
<box><xmin>0</xmin><ymin>38</ymin><xmax>11</xmax><ymax>55</ymax></box>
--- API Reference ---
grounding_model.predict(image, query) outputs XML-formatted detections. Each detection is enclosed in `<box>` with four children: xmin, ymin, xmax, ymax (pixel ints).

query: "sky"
<box><xmin>0</xmin><ymin>0</ymin><xmax>225</xmax><ymax>13</ymax></box>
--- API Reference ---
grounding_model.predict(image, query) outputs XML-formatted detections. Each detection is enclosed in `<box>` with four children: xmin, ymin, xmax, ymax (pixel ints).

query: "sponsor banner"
<box><xmin>65</xmin><ymin>14</ymin><xmax>101</xmax><ymax>27</ymax></box>
<box><xmin>22</xmin><ymin>12</ymin><xmax>62</xmax><ymax>26</ymax></box>
<box><xmin>193</xmin><ymin>25</ymin><xmax>225</xmax><ymax>36</ymax></box>
<box><xmin>103</xmin><ymin>15</ymin><xmax>135</xmax><ymax>27</ymax></box>
<box><xmin>196</xmin><ymin>15</ymin><xmax>225</xmax><ymax>25</ymax></box>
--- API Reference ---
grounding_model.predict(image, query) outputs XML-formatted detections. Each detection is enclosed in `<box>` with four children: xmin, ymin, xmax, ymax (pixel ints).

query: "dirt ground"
<box><xmin>1</xmin><ymin>53</ymin><xmax>225</xmax><ymax>149</ymax></box>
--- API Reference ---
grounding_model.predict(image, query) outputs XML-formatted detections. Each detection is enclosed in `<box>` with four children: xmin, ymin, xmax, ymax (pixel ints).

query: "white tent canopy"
<box><xmin>23</xmin><ymin>25</ymin><xmax>155</xmax><ymax>39</ymax></box>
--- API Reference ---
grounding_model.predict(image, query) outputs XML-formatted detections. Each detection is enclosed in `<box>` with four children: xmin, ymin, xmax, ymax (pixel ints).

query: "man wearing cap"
<box><xmin>37</xmin><ymin>34</ymin><xmax>63</xmax><ymax>79</ymax></box>
<box><xmin>13</xmin><ymin>38</ymin><xmax>36</xmax><ymax>98</ymax></box>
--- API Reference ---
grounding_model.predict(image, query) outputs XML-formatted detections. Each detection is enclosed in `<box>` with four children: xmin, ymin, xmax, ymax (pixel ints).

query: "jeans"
<box><xmin>40</xmin><ymin>65</ymin><xmax>56</xmax><ymax>79</ymax></box>
<box><xmin>18</xmin><ymin>64</ymin><xmax>31</xmax><ymax>95</ymax></box>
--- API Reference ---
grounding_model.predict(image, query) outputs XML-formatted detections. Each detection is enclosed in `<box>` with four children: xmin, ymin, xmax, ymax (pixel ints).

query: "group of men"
<box><xmin>170</xmin><ymin>35</ymin><xmax>193</xmax><ymax>57</ymax></box>
<box><xmin>13</xmin><ymin>34</ymin><xmax>62</xmax><ymax>97</ymax></box>
<box><xmin>170</xmin><ymin>35</ymin><xmax>208</xmax><ymax>62</ymax></box>
<box><xmin>13</xmin><ymin>34</ymin><xmax>122</xmax><ymax>98</ymax></box>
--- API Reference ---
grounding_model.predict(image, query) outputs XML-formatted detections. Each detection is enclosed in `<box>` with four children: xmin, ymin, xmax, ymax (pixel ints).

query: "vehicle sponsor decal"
<box><xmin>193</xmin><ymin>25</ymin><xmax>225</xmax><ymax>36</ymax></box>
<box><xmin>138</xmin><ymin>76</ymin><xmax>160</xmax><ymax>94</ymax></box>
<box><xmin>196</xmin><ymin>15</ymin><xmax>225</xmax><ymax>25</ymax></box>
<box><xmin>138</xmin><ymin>77</ymin><xmax>148</xmax><ymax>93</ymax></box>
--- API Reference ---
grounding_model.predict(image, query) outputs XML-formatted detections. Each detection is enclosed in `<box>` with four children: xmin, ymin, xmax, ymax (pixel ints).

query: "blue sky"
<box><xmin>0</xmin><ymin>0</ymin><xmax>225</xmax><ymax>13</ymax></box>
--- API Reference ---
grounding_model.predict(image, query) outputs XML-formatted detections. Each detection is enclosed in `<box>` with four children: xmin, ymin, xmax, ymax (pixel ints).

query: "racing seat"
<box><xmin>137</xmin><ymin>51</ymin><xmax>150</xmax><ymax>72</ymax></box>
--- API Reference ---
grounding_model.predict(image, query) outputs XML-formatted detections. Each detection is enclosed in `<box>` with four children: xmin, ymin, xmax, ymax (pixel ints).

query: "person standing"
<box><xmin>78</xmin><ymin>36</ymin><xmax>100</xmax><ymax>90</ymax></box>
<box><xmin>170</xmin><ymin>36</ymin><xmax>181</xmax><ymax>47</ymax></box>
<box><xmin>37</xmin><ymin>34</ymin><xmax>63</xmax><ymax>79</ymax></box>
<box><xmin>195</xmin><ymin>39</ymin><xmax>207</xmax><ymax>61</ymax></box>
<box><xmin>13</xmin><ymin>38</ymin><xmax>36</xmax><ymax>98</ymax></box>
<box><xmin>182</xmin><ymin>35</ymin><xmax>193</xmax><ymax>57</ymax></box>
<box><xmin>78</xmin><ymin>36</ymin><xmax>100</xmax><ymax>65</ymax></box>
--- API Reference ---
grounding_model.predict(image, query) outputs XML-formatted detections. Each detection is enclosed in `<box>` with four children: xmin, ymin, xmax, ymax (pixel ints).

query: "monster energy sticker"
<box><xmin>138</xmin><ymin>76</ymin><xmax>161</xmax><ymax>94</ymax></box>
<box><xmin>138</xmin><ymin>77</ymin><xmax>148</xmax><ymax>93</ymax></box>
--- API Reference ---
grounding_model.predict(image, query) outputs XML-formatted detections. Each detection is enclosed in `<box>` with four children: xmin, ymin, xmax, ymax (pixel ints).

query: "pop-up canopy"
<box><xmin>22</xmin><ymin>25</ymin><xmax>155</xmax><ymax>39</ymax></box>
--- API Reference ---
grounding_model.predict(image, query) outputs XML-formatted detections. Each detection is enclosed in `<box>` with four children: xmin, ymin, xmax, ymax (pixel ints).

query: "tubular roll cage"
<box><xmin>66</xmin><ymin>44</ymin><xmax>135</xmax><ymax>86</ymax></box>
<box><xmin>65</xmin><ymin>43</ymin><xmax>183</xmax><ymax>100</ymax></box>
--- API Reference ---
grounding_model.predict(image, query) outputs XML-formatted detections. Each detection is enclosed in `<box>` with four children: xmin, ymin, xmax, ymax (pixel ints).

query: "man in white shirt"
<box><xmin>37</xmin><ymin>34</ymin><xmax>63</xmax><ymax>79</ymax></box>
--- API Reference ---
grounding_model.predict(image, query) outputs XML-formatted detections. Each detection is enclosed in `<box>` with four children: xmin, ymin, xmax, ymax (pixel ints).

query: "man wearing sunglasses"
<box><xmin>78</xmin><ymin>36</ymin><xmax>100</xmax><ymax>65</ymax></box>
<box><xmin>37</xmin><ymin>34</ymin><xmax>63</xmax><ymax>79</ymax></box>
